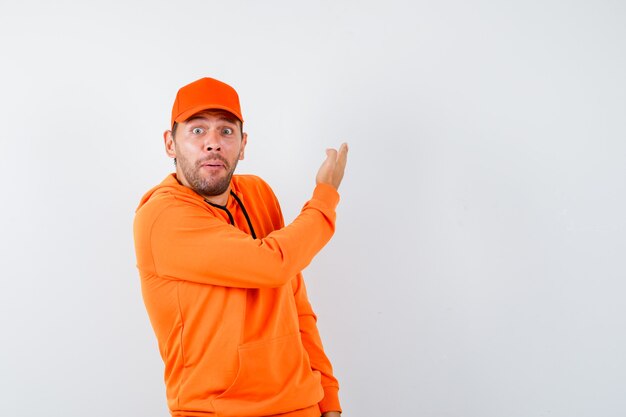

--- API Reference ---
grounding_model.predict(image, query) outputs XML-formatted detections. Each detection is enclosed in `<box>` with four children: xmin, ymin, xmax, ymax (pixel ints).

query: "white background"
<box><xmin>1</xmin><ymin>1</ymin><xmax>625</xmax><ymax>416</ymax></box>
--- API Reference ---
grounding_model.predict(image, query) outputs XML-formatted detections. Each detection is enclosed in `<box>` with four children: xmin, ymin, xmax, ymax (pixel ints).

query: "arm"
<box><xmin>292</xmin><ymin>274</ymin><xmax>342</xmax><ymax>415</ymax></box>
<box><xmin>141</xmin><ymin>183</ymin><xmax>338</xmax><ymax>288</ymax></box>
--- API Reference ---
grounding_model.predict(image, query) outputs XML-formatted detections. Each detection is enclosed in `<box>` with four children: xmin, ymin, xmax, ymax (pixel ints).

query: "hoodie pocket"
<box><xmin>211</xmin><ymin>332</ymin><xmax>322</xmax><ymax>417</ymax></box>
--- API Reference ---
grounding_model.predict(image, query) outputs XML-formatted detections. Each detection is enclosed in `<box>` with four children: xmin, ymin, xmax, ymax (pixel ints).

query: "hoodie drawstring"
<box><xmin>204</xmin><ymin>191</ymin><xmax>257</xmax><ymax>239</ymax></box>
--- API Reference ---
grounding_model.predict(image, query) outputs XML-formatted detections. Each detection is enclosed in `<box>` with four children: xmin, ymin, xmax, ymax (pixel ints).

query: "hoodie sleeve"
<box><xmin>134</xmin><ymin>183</ymin><xmax>339</xmax><ymax>288</ymax></box>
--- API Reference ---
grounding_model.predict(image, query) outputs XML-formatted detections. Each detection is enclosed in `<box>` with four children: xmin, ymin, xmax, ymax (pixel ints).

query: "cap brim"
<box><xmin>173</xmin><ymin>104</ymin><xmax>244</xmax><ymax>127</ymax></box>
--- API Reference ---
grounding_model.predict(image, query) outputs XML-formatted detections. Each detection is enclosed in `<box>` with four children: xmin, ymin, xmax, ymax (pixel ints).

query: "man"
<box><xmin>133</xmin><ymin>77</ymin><xmax>348</xmax><ymax>417</ymax></box>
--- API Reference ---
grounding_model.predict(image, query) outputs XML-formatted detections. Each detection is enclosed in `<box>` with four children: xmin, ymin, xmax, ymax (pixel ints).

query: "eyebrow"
<box><xmin>186</xmin><ymin>114</ymin><xmax>238</xmax><ymax>125</ymax></box>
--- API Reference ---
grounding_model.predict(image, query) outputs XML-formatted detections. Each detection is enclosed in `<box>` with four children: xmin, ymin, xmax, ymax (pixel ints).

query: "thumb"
<box><xmin>324</xmin><ymin>149</ymin><xmax>337</xmax><ymax>171</ymax></box>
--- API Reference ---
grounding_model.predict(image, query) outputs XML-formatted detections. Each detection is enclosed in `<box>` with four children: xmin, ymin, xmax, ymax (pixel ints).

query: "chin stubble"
<box><xmin>181</xmin><ymin>155</ymin><xmax>238</xmax><ymax>197</ymax></box>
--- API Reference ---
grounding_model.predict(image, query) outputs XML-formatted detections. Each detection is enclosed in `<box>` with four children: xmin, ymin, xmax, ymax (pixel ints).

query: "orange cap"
<box><xmin>171</xmin><ymin>77</ymin><xmax>243</xmax><ymax>128</ymax></box>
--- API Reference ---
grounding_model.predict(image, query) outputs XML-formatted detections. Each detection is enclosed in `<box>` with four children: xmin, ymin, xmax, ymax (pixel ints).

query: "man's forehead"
<box><xmin>185</xmin><ymin>109</ymin><xmax>239</xmax><ymax>124</ymax></box>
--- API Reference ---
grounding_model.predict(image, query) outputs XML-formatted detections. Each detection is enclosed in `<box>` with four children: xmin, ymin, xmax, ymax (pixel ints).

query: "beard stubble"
<box><xmin>179</xmin><ymin>153</ymin><xmax>239</xmax><ymax>198</ymax></box>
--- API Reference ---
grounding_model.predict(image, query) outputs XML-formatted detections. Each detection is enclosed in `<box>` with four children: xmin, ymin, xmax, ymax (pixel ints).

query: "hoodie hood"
<box><xmin>136</xmin><ymin>173</ymin><xmax>207</xmax><ymax>212</ymax></box>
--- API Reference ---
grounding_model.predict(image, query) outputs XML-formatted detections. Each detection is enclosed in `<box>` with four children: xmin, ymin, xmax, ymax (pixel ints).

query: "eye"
<box><xmin>222</xmin><ymin>127</ymin><xmax>234</xmax><ymax>135</ymax></box>
<box><xmin>192</xmin><ymin>127</ymin><xmax>204</xmax><ymax>134</ymax></box>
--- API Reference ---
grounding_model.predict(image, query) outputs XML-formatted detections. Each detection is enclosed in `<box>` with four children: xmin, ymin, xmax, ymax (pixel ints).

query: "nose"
<box><xmin>204</xmin><ymin>129</ymin><xmax>222</xmax><ymax>152</ymax></box>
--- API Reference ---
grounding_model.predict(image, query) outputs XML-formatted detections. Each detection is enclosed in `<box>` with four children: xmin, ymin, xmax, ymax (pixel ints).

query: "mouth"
<box><xmin>199</xmin><ymin>159</ymin><xmax>227</xmax><ymax>170</ymax></box>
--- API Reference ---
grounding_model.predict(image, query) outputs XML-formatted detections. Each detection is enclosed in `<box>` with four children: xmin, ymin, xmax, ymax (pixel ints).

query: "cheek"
<box><xmin>173</xmin><ymin>143</ymin><xmax>194</xmax><ymax>165</ymax></box>
<box><xmin>177</xmin><ymin>139</ymin><xmax>200</xmax><ymax>156</ymax></box>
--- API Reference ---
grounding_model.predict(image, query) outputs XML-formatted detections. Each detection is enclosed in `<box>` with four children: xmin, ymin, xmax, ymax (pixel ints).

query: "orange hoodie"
<box><xmin>133</xmin><ymin>173</ymin><xmax>341</xmax><ymax>417</ymax></box>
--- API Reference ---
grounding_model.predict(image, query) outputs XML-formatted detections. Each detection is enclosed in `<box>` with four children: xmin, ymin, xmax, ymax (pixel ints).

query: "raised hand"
<box><xmin>316</xmin><ymin>143</ymin><xmax>348</xmax><ymax>190</ymax></box>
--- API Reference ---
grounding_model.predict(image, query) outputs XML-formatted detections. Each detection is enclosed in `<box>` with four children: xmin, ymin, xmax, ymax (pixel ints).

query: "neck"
<box><xmin>202</xmin><ymin>189</ymin><xmax>230</xmax><ymax>206</ymax></box>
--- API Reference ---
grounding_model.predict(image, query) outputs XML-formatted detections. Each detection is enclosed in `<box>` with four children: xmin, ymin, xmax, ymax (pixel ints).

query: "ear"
<box><xmin>238</xmin><ymin>132</ymin><xmax>248</xmax><ymax>160</ymax></box>
<box><xmin>164</xmin><ymin>130</ymin><xmax>176</xmax><ymax>159</ymax></box>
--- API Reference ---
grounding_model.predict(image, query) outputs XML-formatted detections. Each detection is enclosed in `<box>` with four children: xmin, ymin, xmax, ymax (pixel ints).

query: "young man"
<box><xmin>133</xmin><ymin>77</ymin><xmax>348</xmax><ymax>417</ymax></box>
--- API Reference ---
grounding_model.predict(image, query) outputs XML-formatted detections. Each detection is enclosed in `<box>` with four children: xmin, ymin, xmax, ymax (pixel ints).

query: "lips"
<box><xmin>198</xmin><ymin>157</ymin><xmax>228</xmax><ymax>170</ymax></box>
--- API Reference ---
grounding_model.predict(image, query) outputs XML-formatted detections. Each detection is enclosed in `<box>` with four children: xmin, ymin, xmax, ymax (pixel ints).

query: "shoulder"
<box><xmin>232</xmin><ymin>174</ymin><xmax>277</xmax><ymax>199</ymax></box>
<box><xmin>135</xmin><ymin>185</ymin><xmax>210</xmax><ymax>234</ymax></box>
<box><xmin>231</xmin><ymin>174</ymin><xmax>284</xmax><ymax>227</ymax></box>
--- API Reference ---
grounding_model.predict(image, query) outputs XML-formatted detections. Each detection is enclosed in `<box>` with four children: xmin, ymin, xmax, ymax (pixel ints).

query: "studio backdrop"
<box><xmin>1</xmin><ymin>1</ymin><xmax>625</xmax><ymax>416</ymax></box>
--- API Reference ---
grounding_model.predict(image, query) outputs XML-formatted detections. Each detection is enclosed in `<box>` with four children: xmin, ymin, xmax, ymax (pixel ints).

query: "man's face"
<box><xmin>164</xmin><ymin>110</ymin><xmax>247</xmax><ymax>201</ymax></box>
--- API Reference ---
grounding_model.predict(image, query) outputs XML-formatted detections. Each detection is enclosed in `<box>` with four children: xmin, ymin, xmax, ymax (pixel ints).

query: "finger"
<box><xmin>336</xmin><ymin>143</ymin><xmax>348</xmax><ymax>168</ymax></box>
<box><xmin>337</xmin><ymin>143</ymin><xmax>348</xmax><ymax>157</ymax></box>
